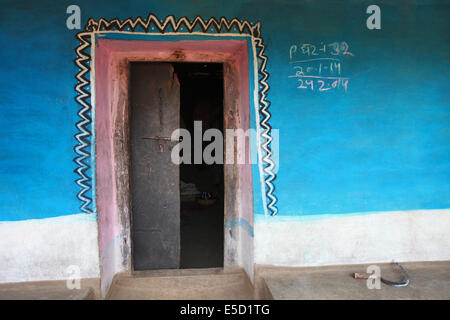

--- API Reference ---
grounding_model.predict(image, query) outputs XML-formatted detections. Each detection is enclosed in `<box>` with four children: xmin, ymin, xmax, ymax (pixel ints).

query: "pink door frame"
<box><xmin>94</xmin><ymin>38</ymin><xmax>255</xmax><ymax>296</ymax></box>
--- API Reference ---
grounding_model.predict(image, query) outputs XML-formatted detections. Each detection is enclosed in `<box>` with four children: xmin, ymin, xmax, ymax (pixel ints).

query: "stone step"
<box><xmin>107</xmin><ymin>267</ymin><xmax>254</xmax><ymax>300</ymax></box>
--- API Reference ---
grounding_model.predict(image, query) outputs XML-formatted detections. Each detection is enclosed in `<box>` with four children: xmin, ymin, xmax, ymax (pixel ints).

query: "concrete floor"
<box><xmin>180</xmin><ymin>199</ymin><xmax>224</xmax><ymax>269</ymax></box>
<box><xmin>256</xmin><ymin>261</ymin><xmax>450</xmax><ymax>300</ymax></box>
<box><xmin>0</xmin><ymin>278</ymin><xmax>100</xmax><ymax>300</ymax></box>
<box><xmin>0</xmin><ymin>261</ymin><xmax>448</xmax><ymax>299</ymax></box>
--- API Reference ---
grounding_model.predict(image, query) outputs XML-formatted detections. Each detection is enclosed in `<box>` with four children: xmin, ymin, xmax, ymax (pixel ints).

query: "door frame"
<box><xmin>93</xmin><ymin>36</ymin><xmax>255</xmax><ymax>297</ymax></box>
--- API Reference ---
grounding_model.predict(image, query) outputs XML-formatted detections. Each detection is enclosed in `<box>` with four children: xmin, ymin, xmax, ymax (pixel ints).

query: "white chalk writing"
<box><xmin>288</xmin><ymin>42</ymin><xmax>354</xmax><ymax>92</ymax></box>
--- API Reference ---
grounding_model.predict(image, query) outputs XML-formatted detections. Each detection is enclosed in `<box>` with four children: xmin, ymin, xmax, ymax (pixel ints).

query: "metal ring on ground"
<box><xmin>380</xmin><ymin>262</ymin><xmax>410</xmax><ymax>287</ymax></box>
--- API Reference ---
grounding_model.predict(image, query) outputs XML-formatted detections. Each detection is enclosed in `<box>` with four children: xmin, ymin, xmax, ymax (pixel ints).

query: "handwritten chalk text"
<box><xmin>288</xmin><ymin>41</ymin><xmax>354</xmax><ymax>92</ymax></box>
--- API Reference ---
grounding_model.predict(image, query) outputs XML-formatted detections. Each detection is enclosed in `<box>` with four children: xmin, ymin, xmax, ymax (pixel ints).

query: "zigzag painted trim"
<box><xmin>254</xmin><ymin>36</ymin><xmax>278</xmax><ymax>216</ymax></box>
<box><xmin>85</xmin><ymin>14</ymin><xmax>258</xmax><ymax>35</ymax></box>
<box><xmin>73</xmin><ymin>32</ymin><xmax>93</xmax><ymax>214</ymax></box>
<box><xmin>74</xmin><ymin>14</ymin><xmax>278</xmax><ymax>215</ymax></box>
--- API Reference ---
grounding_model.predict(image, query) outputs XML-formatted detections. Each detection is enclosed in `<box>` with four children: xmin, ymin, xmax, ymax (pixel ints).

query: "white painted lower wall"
<box><xmin>99</xmin><ymin>234</ymin><xmax>125</xmax><ymax>297</ymax></box>
<box><xmin>2</xmin><ymin>209</ymin><xmax>449</xmax><ymax>285</ymax></box>
<box><xmin>0</xmin><ymin>213</ymin><xmax>100</xmax><ymax>283</ymax></box>
<box><xmin>255</xmin><ymin>209</ymin><xmax>450</xmax><ymax>267</ymax></box>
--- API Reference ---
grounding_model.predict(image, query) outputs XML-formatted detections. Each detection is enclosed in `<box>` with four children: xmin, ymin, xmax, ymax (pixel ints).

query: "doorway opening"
<box><xmin>129</xmin><ymin>62</ymin><xmax>224</xmax><ymax>271</ymax></box>
<box><xmin>175</xmin><ymin>63</ymin><xmax>224</xmax><ymax>269</ymax></box>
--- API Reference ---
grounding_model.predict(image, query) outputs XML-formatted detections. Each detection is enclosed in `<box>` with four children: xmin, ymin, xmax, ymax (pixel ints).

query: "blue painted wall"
<box><xmin>0</xmin><ymin>0</ymin><xmax>448</xmax><ymax>220</ymax></box>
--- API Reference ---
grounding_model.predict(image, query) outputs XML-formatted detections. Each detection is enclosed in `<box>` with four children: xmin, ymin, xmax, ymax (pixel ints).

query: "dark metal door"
<box><xmin>130</xmin><ymin>63</ymin><xmax>180</xmax><ymax>270</ymax></box>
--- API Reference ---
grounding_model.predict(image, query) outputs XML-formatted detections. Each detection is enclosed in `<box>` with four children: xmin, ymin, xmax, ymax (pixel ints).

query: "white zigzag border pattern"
<box><xmin>74</xmin><ymin>14</ymin><xmax>278</xmax><ymax>215</ymax></box>
<box><xmin>74</xmin><ymin>33</ymin><xmax>93</xmax><ymax>214</ymax></box>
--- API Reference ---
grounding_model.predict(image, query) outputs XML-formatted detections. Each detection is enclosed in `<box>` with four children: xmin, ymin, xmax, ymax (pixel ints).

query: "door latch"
<box><xmin>141</xmin><ymin>136</ymin><xmax>182</xmax><ymax>142</ymax></box>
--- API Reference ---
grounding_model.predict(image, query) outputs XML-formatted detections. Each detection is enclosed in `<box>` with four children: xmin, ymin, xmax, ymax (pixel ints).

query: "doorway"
<box><xmin>129</xmin><ymin>62</ymin><xmax>224</xmax><ymax>270</ymax></box>
<box><xmin>175</xmin><ymin>63</ymin><xmax>224</xmax><ymax>269</ymax></box>
<box><xmin>94</xmin><ymin>38</ymin><xmax>254</xmax><ymax>296</ymax></box>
